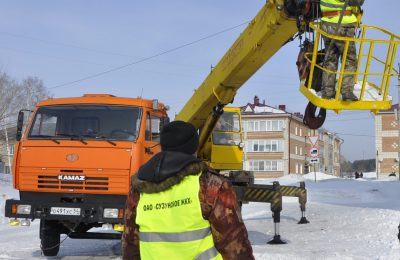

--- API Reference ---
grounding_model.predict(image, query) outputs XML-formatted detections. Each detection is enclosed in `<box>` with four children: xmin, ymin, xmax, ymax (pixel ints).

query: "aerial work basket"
<box><xmin>300</xmin><ymin>22</ymin><xmax>399</xmax><ymax>119</ymax></box>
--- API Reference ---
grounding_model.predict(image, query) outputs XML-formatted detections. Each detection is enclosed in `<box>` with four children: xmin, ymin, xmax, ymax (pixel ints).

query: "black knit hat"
<box><xmin>160</xmin><ymin>121</ymin><xmax>199</xmax><ymax>155</ymax></box>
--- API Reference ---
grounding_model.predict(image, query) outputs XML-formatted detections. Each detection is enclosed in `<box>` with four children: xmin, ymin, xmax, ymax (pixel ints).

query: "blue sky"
<box><xmin>0</xmin><ymin>1</ymin><xmax>398</xmax><ymax>161</ymax></box>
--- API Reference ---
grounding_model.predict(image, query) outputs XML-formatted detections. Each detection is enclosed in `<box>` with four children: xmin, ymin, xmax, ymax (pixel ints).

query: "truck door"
<box><xmin>143</xmin><ymin>112</ymin><xmax>162</xmax><ymax>162</ymax></box>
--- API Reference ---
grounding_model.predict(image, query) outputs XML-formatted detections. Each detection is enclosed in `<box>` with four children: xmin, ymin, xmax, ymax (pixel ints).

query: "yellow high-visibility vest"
<box><xmin>136</xmin><ymin>172</ymin><xmax>223</xmax><ymax>260</ymax></box>
<box><xmin>320</xmin><ymin>0</ymin><xmax>358</xmax><ymax>24</ymax></box>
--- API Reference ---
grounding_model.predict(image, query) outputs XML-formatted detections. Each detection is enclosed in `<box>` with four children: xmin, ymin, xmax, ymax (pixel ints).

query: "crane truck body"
<box><xmin>5</xmin><ymin>0</ymin><xmax>399</xmax><ymax>256</ymax></box>
<box><xmin>4</xmin><ymin>0</ymin><xmax>324</xmax><ymax>255</ymax></box>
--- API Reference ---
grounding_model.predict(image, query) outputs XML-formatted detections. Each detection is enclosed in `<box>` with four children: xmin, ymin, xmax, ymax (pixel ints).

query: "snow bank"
<box><xmin>0</xmin><ymin>173</ymin><xmax>12</xmax><ymax>183</ymax></box>
<box><xmin>256</xmin><ymin>172</ymin><xmax>338</xmax><ymax>185</ymax></box>
<box><xmin>2</xmin><ymin>172</ymin><xmax>400</xmax><ymax>259</ymax></box>
<box><xmin>302</xmin><ymin>171</ymin><xmax>338</xmax><ymax>181</ymax></box>
<box><xmin>361</xmin><ymin>171</ymin><xmax>377</xmax><ymax>179</ymax></box>
<box><xmin>0</xmin><ymin>174</ymin><xmax>17</xmax><ymax>226</ymax></box>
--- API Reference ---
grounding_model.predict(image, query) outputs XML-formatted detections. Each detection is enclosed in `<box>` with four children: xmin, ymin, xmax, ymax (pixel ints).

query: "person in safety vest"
<box><xmin>320</xmin><ymin>0</ymin><xmax>364</xmax><ymax>101</ymax></box>
<box><xmin>122</xmin><ymin>120</ymin><xmax>254</xmax><ymax>260</ymax></box>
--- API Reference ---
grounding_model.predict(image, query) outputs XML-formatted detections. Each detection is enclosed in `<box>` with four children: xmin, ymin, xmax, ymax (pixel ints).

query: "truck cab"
<box><xmin>205</xmin><ymin>107</ymin><xmax>244</xmax><ymax>171</ymax></box>
<box><xmin>5</xmin><ymin>94</ymin><xmax>169</xmax><ymax>256</ymax></box>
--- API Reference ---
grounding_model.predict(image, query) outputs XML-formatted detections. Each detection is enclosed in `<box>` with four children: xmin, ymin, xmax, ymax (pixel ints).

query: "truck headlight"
<box><xmin>17</xmin><ymin>205</ymin><xmax>31</xmax><ymax>214</ymax></box>
<box><xmin>103</xmin><ymin>208</ymin><xmax>118</xmax><ymax>218</ymax></box>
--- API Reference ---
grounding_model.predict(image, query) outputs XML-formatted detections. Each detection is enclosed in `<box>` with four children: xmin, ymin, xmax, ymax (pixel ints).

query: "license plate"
<box><xmin>50</xmin><ymin>207</ymin><xmax>81</xmax><ymax>216</ymax></box>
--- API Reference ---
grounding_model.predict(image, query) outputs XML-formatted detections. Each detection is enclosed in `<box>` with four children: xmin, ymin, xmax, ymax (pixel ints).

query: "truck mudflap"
<box><xmin>5</xmin><ymin>192</ymin><xmax>127</xmax><ymax>224</ymax></box>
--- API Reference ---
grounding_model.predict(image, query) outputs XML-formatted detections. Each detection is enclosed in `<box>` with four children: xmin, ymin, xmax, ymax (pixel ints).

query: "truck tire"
<box><xmin>40</xmin><ymin>219</ymin><xmax>61</xmax><ymax>256</ymax></box>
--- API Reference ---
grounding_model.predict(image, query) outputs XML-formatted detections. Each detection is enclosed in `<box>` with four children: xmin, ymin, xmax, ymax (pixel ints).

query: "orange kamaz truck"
<box><xmin>5</xmin><ymin>94</ymin><xmax>169</xmax><ymax>256</ymax></box>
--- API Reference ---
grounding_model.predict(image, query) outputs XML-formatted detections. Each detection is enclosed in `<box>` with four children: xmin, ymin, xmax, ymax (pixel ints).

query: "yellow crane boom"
<box><xmin>172</xmin><ymin>0</ymin><xmax>399</xmax><ymax>244</ymax></box>
<box><xmin>174</xmin><ymin>1</ymin><xmax>314</xmax><ymax>243</ymax></box>
<box><xmin>176</xmin><ymin>0</ymin><xmax>298</xmax><ymax>128</ymax></box>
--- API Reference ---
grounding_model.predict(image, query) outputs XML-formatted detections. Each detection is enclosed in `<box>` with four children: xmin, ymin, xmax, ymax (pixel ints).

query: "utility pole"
<box><xmin>304</xmin><ymin>135</ymin><xmax>307</xmax><ymax>174</ymax></box>
<box><xmin>3</xmin><ymin>121</ymin><xmax>11</xmax><ymax>174</ymax></box>
<box><xmin>376</xmin><ymin>150</ymin><xmax>379</xmax><ymax>179</ymax></box>
<box><xmin>243</xmin><ymin>127</ymin><xmax>247</xmax><ymax>171</ymax></box>
<box><xmin>397</xmin><ymin>63</ymin><xmax>400</xmax><ymax>180</ymax></box>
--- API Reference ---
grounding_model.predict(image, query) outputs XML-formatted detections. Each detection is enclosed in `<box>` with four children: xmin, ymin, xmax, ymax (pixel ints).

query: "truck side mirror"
<box><xmin>16</xmin><ymin>110</ymin><xmax>24</xmax><ymax>141</ymax></box>
<box><xmin>162</xmin><ymin>117</ymin><xmax>170</xmax><ymax>126</ymax></box>
<box><xmin>152</xmin><ymin>99</ymin><xmax>159</xmax><ymax>110</ymax></box>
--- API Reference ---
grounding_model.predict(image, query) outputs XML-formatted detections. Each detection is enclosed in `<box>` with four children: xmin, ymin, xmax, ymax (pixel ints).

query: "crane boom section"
<box><xmin>176</xmin><ymin>0</ymin><xmax>297</xmax><ymax>128</ymax></box>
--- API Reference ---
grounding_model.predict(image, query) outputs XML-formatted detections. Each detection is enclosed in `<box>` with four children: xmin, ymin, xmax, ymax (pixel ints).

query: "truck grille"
<box><xmin>38</xmin><ymin>175</ymin><xmax>109</xmax><ymax>191</ymax></box>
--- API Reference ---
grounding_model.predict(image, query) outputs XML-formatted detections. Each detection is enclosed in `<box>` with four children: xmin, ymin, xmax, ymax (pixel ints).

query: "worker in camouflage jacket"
<box><xmin>122</xmin><ymin>120</ymin><xmax>254</xmax><ymax>260</ymax></box>
<box><xmin>320</xmin><ymin>0</ymin><xmax>365</xmax><ymax>101</ymax></box>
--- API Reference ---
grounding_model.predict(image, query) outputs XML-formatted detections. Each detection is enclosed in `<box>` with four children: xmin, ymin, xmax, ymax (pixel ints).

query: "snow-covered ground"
<box><xmin>1</xmin><ymin>172</ymin><xmax>400</xmax><ymax>260</ymax></box>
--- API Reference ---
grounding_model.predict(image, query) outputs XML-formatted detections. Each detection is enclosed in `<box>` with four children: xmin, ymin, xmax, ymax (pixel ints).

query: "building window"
<box><xmin>244</xmin><ymin>120</ymin><xmax>284</xmax><ymax>132</ymax></box>
<box><xmin>247</xmin><ymin>121</ymin><xmax>254</xmax><ymax>132</ymax></box>
<box><xmin>300</xmin><ymin>146</ymin><xmax>303</xmax><ymax>155</ymax></box>
<box><xmin>295</xmin><ymin>146</ymin><xmax>298</xmax><ymax>155</ymax></box>
<box><xmin>295</xmin><ymin>163</ymin><xmax>299</xmax><ymax>173</ymax></box>
<box><xmin>295</xmin><ymin>127</ymin><xmax>298</xmax><ymax>135</ymax></box>
<box><xmin>8</xmin><ymin>145</ymin><xmax>14</xmax><ymax>156</ymax></box>
<box><xmin>271</xmin><ymin>121</ymin><xmax>278</xmax><ymax>131</ymax></box>
<box><xmin>299</xmin><ymin>128</ymin><xmax>302</xmax><ymax>136</ymax></box>
<box><xmin>248</xmin><ymin>160</ymin><xmax>283</xmax><ymax>171</ymax></box>
<box><xmin>329</xmin><ymin>135</ymin><xmax>334</xmax><ymax>145</ymax></box>
<box><xmin>260</xmin><ymin>121</ymin><xmax>266</xmax><ymax>131</ymax></box>
<box><xmin>246</xmin><ymin>140</ymin><xmax>284</xmax><ymax>152</ymax></box>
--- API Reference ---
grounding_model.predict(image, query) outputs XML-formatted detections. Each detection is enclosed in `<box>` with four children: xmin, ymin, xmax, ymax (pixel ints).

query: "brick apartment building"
<box><xmin>375</xmin><ymin>104</ymin><xmax>400</xmax><ymax>178</ymax></box>
<box><xmin>241</xmin><ymin>96</ymin><xmax>342</xmax><ymax>178</ymax></box>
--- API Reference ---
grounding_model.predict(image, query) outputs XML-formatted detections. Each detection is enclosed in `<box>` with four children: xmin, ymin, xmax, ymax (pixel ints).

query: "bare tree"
<box><xmin>0</xmin><ymin>72</ymin><xmax>19</xmax><ymax>173</ymax></box>
<box><xmin>0</xmin><ymin>72</ymin><xmax>19</xmax><ymax>124</ymax></box>
<box><xmin>0</xmin><ymin>71</ymin><xmax>51</xmax><ymax>173</ymax></box>
<box><xmin>1</xmin><ymin>73</ymin><xmax>51</xmax><ymax>122</ymax></box>
<box><xmin>18</xmin><ymin>76</ymin><xmax>51</xmax><ymax>110</ymax></box>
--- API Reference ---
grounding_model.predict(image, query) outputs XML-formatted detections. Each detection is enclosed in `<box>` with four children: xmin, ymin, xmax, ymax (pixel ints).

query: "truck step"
<box><xmin>69</xmin><ymin>232</ymin><xmax>121</xmax><ymax>240</ymax></box>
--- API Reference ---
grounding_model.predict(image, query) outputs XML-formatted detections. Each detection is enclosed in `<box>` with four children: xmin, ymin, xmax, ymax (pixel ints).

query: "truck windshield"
<box><xmin>28</xmin><ymin>105</ymin><xmax>141</xmax><ymax>141</ymax></box>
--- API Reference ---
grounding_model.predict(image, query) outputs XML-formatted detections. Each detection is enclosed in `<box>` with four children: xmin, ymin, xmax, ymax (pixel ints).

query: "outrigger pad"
<box><xmin>267</xmin><ymin>235</ymin><xmax>287</xmax><ymax>245</ymax></box>
<box><xmin>298</xmin><ymin>217</ymin><xmax>310</xmax><ymax>224</ymax></box>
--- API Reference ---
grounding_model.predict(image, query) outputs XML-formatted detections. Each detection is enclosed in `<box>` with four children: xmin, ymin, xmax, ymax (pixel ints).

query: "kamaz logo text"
<box><xmin>58</xmin><ymin>175</ymin><xmax>86</xmax><ymax>181</ymax></box>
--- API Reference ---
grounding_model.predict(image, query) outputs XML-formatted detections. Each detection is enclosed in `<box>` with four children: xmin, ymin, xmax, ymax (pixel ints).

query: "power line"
<box><xmin>49</xmin><ymin>21</ymin><xmax>250</xmax><ymax>90</ymax></box>
<box><xmin>334</xmin><ymin>131</ymin><xmax>375</xmax><ymax>138</ymax></box>
<box><xmin>0</xmin><ymin>30</ymin><xmax>136</xmax><ymax>59</ymax></box>
<box><xmin>0</xmin><ymin>45</ymin><xmax>110</xmax><ymax>67</ymax></box>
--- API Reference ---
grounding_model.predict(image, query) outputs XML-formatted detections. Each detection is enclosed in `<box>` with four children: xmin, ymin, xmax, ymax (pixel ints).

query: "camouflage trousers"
<box><xmin>321</xmin><ymin>21</ymin><xmax>358</xmax><ymax>96</ymax></box>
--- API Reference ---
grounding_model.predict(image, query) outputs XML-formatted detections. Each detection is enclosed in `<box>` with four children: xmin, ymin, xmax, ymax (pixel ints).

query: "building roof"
<box><xmin>240</xmin><ymin>97</ymin><xmax>304</xmax><ymax>121</ymax></box>
<box><xmin>240</xmin><ymin>95</ymin><xmax>341</xmax><ymax>141</ymax></box>
<box><xmin>242</xmin><ymin>103</ymin><xmax>286</xmax><ymax>114</ymax></box>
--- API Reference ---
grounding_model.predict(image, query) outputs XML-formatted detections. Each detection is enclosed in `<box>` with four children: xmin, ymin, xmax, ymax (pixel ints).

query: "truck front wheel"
<box><xmin>40</xmin><ymin>219</ymin><xmax>61</xmax><ymax>256</ymax></box>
